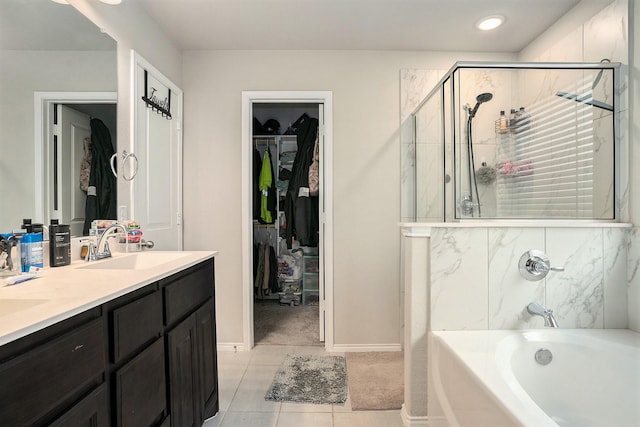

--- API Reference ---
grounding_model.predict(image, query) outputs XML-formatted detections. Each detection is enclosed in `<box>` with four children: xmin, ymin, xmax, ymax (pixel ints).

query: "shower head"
<box><xmin>476</xmin><ymin>92</ymin><xmax>493</xmax><ymax>103</ymax></box>
<box><xmin>469</xmin><ymin>92</ymin><xmax>493</xmax><ymax>119</ymax></box>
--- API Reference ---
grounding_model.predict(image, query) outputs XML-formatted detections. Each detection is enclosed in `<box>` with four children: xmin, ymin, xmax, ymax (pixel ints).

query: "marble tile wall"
<box><xmin>628</xmin><ymin>228</ymin><xmax>640</xmax><ymax>331</ymax></box>
<box><xmin>429</xmin><ymin>226</ymin><xmax>631</xmax><ymax>330</ymax></box>
<box><xmin>400</xmin><ymin>69</ymin><xmax>444</xmax><ymax>222</ymax></box>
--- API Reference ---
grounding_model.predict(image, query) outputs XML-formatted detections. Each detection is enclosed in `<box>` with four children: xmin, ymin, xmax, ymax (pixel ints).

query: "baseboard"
<box><xmin>401</xmin><ymin>405</ymin><xmax>449</xmax><ymax>427</ymax></box>
<box><xmin>216</xmin><ymin>342</ymin><xmax>249</xmax><ymax>352</ymax></box>
<box><xmin>329</xmin><ymin>343</ymin><xmax>402</xmax><ymax>352</ymax></box>
<box><xmin>401</xmin><ymin>405</ymin><xmax>429</xmax><ymax>427</ymax></box>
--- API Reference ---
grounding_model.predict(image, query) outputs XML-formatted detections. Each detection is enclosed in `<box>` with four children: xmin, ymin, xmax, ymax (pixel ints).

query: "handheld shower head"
<box><xmin>469</xmin><ymin>92</ymin><xmax>493</xmax><ymax>118</ymax></box>
<box><xmin>476</xmin><ymin>92</ymin><xmax>493</xmax><ymax>103</ymax></box>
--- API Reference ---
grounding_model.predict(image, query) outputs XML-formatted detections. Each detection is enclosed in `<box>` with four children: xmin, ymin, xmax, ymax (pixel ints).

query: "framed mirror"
<box><xmin>0</xmin><ymin>0</ymin><xmax>117</xmax><ymax>236</ymax></box>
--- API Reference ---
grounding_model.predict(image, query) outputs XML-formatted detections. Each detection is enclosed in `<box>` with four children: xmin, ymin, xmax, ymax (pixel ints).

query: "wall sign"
<box><xmin>141</xmin><ymin>69</ymin><xmax>172</xmax><ymax>119</ymax></box>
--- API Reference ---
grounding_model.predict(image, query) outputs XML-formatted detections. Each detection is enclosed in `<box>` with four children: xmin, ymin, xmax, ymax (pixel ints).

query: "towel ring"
<box><xmin>109</xmin><ymin>150</ymin><xmax>139</xmax><ymax>181</ymax></box>
<box><xmin>122</xmin><ymin>151</ymin><xmax>139</xmax><ymax>181</ymax></box>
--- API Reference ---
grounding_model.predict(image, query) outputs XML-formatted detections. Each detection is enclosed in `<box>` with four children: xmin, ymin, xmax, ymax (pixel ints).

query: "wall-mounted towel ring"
<box><xmin>110</xmin><ymin>150</ymin><xmax>139</xmax><ymax>181</ymax></box>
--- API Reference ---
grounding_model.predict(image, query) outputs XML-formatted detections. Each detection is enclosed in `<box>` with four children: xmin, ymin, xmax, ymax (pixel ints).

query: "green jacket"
<box><xmin>259</xmin><ymin>150</ymin><xmax>273</xmax><ymax>223</ymax></box>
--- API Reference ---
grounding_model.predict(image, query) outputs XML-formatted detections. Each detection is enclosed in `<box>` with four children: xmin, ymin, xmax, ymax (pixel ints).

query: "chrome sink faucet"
<box><xmin>527</xmin><ymin>302</ymin><xmax>559</xmax><ymax>328</ymax></box>
<box><xmin>92</xmin><ymin>223</ymin><xmax>127</xmax><ymax>261</ymax></box>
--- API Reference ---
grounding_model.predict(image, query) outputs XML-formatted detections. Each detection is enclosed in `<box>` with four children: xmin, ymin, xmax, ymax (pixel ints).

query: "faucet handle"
<box><xmin>519</xmin><ymin>250</ymin><xmax>564</xmax><ymax>281</ymax></box>
<box><xmin>79</xmin><ymin>238</ymin><xmax>97</xmax><ymax>261</ymax></box>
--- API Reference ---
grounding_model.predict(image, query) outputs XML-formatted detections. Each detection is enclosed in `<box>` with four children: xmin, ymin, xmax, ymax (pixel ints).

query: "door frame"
<box><xmin>35</xmin><ymin>91</ymin><xmax>117</xmax><ymax>225</ymax></box>
<box><xmin>241</xmin><ymin>91</ymin><xmax>334</xmax><ymax>351</ymax></box>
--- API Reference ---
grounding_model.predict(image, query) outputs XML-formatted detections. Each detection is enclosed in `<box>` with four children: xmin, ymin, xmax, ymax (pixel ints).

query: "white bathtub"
<box><xmin>430</xmin><ymin>329</ymin><xmax>640</xmax><ymax>427</ymax></box>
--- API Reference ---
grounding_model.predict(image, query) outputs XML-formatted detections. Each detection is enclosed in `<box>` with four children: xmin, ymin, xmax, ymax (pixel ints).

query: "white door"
<box><xmin>133</xmin><ymin>59</ymin><xmax>183</xmax><ymax>250</ymax></box>
<box><xmin>53</xmin><ymin>105</ymin><xmax>91</xmax><ymax>236</ymax></box>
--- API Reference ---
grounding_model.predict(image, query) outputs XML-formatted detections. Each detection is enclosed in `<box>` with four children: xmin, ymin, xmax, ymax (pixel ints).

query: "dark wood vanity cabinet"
<box><xmin>163</xmin><ymin>260</ymin><xmax>219</xmax><ymax>427</ymax></box>
<box><xmin>0</xmin><ymin>257</ymin><xmax>218</xmax><ymax>427</ymax></box>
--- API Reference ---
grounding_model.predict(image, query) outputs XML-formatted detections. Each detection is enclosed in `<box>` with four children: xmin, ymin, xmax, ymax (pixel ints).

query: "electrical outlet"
<box><xmin>118</xmin><ymin>205</ymin><xmax>128</xmax><ymax>222</ymax></box>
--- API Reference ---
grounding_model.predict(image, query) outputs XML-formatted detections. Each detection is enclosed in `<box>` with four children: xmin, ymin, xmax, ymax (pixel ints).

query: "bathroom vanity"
<box><xmin>0</xmin><ymin>251</ymin><xmax>218</xmax><ymax>427</ymax></box>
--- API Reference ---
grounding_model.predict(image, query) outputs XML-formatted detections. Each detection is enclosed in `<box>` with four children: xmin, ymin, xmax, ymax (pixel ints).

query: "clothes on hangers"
<box><xmin>256</xmin><ymin>145</ymin><xmax>277</xmax><ymax>224</ymax></box>
<box><xmin>284</xmin><ymin>117</ymin><xmax>319</xmax><ymax>248</ymax></box>
<box><xmin>259</xmin><ymin>149</ymin><xmax>273</xmax><ymax>223</ymax></box>
<box><xmin>253</xmin><ymin>241</ymin><xmax>279</xmax><ymax>298</ymax></box>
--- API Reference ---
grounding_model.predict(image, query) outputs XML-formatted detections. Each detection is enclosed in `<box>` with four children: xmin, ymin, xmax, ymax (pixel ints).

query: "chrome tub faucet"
<box><xmin>527</xmin><ymin>302</ymin><xmax>559</xmax><ymax>328</ymax></box>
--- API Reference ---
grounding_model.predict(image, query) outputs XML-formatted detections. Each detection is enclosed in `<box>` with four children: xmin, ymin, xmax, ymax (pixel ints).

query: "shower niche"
<box><xmin>411</xmin><ymin>61</ymin><xmax>620</xmax><ymax>221</ymax></box>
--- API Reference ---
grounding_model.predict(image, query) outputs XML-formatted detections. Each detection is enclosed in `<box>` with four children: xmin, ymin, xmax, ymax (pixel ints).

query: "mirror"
<box><xmin>0</xmin><ymin>0</ymin><xmax>117</xmax><ymax>236</ymax></box>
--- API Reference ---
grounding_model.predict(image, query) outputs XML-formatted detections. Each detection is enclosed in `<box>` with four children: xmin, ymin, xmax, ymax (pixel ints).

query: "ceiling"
<box><xmin>0</xmin><ymin>0</ymin><xmax>613</xmax><ymax>53</ymax></box>
<box><xmin>134</xmin><ymin>0</ymin><xmax>603</xmax><ymax>52</ymax></box>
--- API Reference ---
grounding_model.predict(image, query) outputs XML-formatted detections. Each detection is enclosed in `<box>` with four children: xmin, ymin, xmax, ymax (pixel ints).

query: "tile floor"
<box><xmin>204</xmin><ymin>345</ymin><xmax>404</xmax><ymax>427</ymax></box>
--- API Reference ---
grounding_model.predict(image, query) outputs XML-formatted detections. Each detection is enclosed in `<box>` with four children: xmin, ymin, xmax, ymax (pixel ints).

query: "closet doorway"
<box><xmin>241</xmin><ymin>91</ymin><xmax>334</xmax><ymax>350</ymax></box>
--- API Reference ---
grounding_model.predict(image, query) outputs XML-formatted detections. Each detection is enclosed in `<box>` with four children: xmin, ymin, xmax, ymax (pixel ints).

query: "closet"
<box><xmin>251</xmin><ymin>103</ymin><xmax>322</xmax><ymax>345</ymax></box>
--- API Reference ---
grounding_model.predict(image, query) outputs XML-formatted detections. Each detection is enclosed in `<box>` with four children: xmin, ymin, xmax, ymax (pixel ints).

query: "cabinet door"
<box><xmin>114</xmin><ymin>338</ymin><xmax>167</xmax><ymax>427</ymax></box>
<box><xmin>0</xmin><ymin>318</ymin><xmax>105</xmax><ymax>426</ymax></box>
<box><xmin>48</xmin><ymin>384</ymin><xmax>108</xmax><ymax>427</ymax></box>
<box><xmin>196</xmin><ymin>300</ymin><xmax>219</xmax><ymax>420</ymax></box>
<box><xmin>168</xmin><ymin>313</ymin><xmax>198</xmax><ymax>427</ymax></box>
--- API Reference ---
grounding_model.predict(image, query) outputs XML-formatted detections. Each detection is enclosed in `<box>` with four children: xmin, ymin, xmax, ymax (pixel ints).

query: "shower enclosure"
<box><xmin>410</xmin><ymin>61</ymin><xmax>619</xmax><ymax>221</ymax></box>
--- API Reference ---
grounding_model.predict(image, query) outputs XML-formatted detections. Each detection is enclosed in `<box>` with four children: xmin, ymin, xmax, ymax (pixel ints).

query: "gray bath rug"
<box><xmin>264</xmin><ymin>354</ymin><xmax>347</xmax><ymax>405</ymax></box>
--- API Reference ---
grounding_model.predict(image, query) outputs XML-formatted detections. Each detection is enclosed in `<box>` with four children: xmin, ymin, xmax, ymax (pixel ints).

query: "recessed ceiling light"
<box><xmin>50</xmin><ymin>0</ymin><xmax>69</xmax><ymax>4</ymax></box>
<box><xmin>99</xmin><ymin>0</ymin><xmax>123</xmax><ymax>4</ymax></box>
<box><xmin>476</xmin><ymin>15</ymin><xmax>505</xmax><ymax>31</ymax></box>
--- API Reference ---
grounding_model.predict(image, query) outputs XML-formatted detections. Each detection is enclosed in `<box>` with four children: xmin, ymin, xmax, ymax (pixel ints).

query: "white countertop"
<box><xmin>0</xmin><ymin>250</ymin><xmax>217</xmax><ymax>346</ymax></box>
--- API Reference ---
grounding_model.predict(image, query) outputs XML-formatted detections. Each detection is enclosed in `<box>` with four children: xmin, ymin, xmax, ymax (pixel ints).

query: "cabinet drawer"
<box><xmin>164</xmin><ymin>262</ymin><xmax>214</xmax><ymax>326</ymax></box>
<box><xmin>303</xmin><ymin>273</ymin><xmax>319</xmax><ymax>291</ymax></box>
<box><xmin>0</xmin><ymin>318</ymin><xmax>105</xmax><ymax>426</ymax></box>
<box><xmin>115</xmin><ymin>338</ymin><xmax>166</xmax><ymax>427</ymax></box>
<box><xmin>111</xmin><ymin>290</ymin><xmax>162</xmax><ymax>363</ymax></box>
<box><xmin>303</xmin><ymin>255</ymin><xmax>319</xmax><ymax>273</ymax></box>
<box><xmin>49</xmin><ymin>384</ymin><xmax>108</xmax><ymax>427</ymax></box>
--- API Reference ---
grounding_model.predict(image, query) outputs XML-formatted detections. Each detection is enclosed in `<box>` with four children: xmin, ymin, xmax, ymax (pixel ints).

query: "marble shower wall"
<box><xmin>519</xmin><ymin>0</ymin><xmax>629</xmax><ymax>220</ymax></box>
<box><xmin>400</xmin><ymin>69</ymin><xmax>444</xmax><ymax>222</ymax></box>
<box><xmin>429</xmin><ymin>226</ymin><xmax>632</xmax><ymax>331</ymax></box>
<box><xmin>628</xmin><ymin>228</ymin><xmax>640</xmax><ymax>331</ymax></box>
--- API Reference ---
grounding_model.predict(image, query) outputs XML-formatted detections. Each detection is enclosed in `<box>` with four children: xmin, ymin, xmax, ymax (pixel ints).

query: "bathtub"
<box><xmin>430</xmin><ymin>329</ymin><xmax>640</xmax><ymax>427</ymax></box>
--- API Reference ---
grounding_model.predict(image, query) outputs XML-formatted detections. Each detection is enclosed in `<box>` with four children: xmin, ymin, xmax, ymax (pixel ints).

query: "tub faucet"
<box><xmin>527</xmin><ymin>302</ymin><xmax>559</xmax><ymax>328</ymax></box>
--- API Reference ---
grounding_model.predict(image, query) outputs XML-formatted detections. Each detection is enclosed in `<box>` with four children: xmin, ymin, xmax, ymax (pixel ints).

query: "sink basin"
<box><xmin>0</xmin><ymin>299</ymin><xmax>48</xmax><ymax>318</ymax></box>
<box><xmin>78</xmin><ymin>252</ymin><xmax>191</xmax><ymax>270</ymax></box>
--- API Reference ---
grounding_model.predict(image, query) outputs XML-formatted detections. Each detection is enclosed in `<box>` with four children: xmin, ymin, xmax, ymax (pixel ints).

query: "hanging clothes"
<box><xmin>284</xmin><ymin>117</ymin><xmax>319</xmax><ymax>248</ymax></box>
<box><xmin>259</xmin><ymin>149</ymin><xmax>273</xmax><ymax>223</ymax></box>
<box><xmin>253</xmin><ymin>148</ymin><xmax>262</xmax><ymax>220</ymax></box>
<box><xmin>83</xmin><ymin>118</ymin><xmax>116</xmax><ymax>235</ymax></box>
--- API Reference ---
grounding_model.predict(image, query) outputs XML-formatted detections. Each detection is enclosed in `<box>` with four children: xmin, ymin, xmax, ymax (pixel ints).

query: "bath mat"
<box><xmin>264</xmin><ymin>354</ymin><xmax>347</xmax><ymax>405</ymax></box>
<box><xmin>346</xmin><ymin>351</ymin><xmax>404</xmax><ymax>410</ymax></box>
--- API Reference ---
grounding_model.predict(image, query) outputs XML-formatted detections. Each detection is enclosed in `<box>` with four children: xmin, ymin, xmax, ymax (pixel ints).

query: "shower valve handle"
<box><xmin>519</xmin><ymin>250</ymin><xmax>564</xmax><ymax>281</ymax></box>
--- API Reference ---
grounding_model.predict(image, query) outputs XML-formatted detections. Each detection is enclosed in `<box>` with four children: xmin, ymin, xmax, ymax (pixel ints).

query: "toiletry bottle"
<box><xmin>498</xmin><ymin>110</ymin><xmax>508</xmax><ymax>133</ymax></box>
<box><xmin>517</xmin><ymin>107</ymin><xmax>530</xmax><ymax>132</ymax></box>
<box><xmin>20</xmin><ymin>233</ymin><xmax>30</xmax><ymax>272</ymax></box>
<box><xmin>509</xmin><ymin>109</ymin><xmax>517</xmax><ymax>130</ymax></box>
<box><xmin>49</xmin><ymin>219</ymin><xmax>71</xmax><ymax>267</ymax></box>
<box><xmin>21</xmin><ymin>232</ymin><xmax>44</xmax><ymax>272</ymax></box>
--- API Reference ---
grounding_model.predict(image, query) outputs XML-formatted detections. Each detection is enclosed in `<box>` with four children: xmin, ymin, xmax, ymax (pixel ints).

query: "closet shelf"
<box><xmin>253</xmin><ymin>223</ymin><xmax>276</xmax><ymax>228</ymax></box>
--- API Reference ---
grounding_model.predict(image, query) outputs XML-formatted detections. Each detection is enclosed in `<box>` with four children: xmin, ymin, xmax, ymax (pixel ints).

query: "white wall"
<box><xmin>0</xmin><ymin>50</ymin><xmax>116</xmax><ymax>229</ymax></box>
<box><xmin>181</xmin><ymin>50</ymin><xmax>514</xmax><ymax>346</ymax></box>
